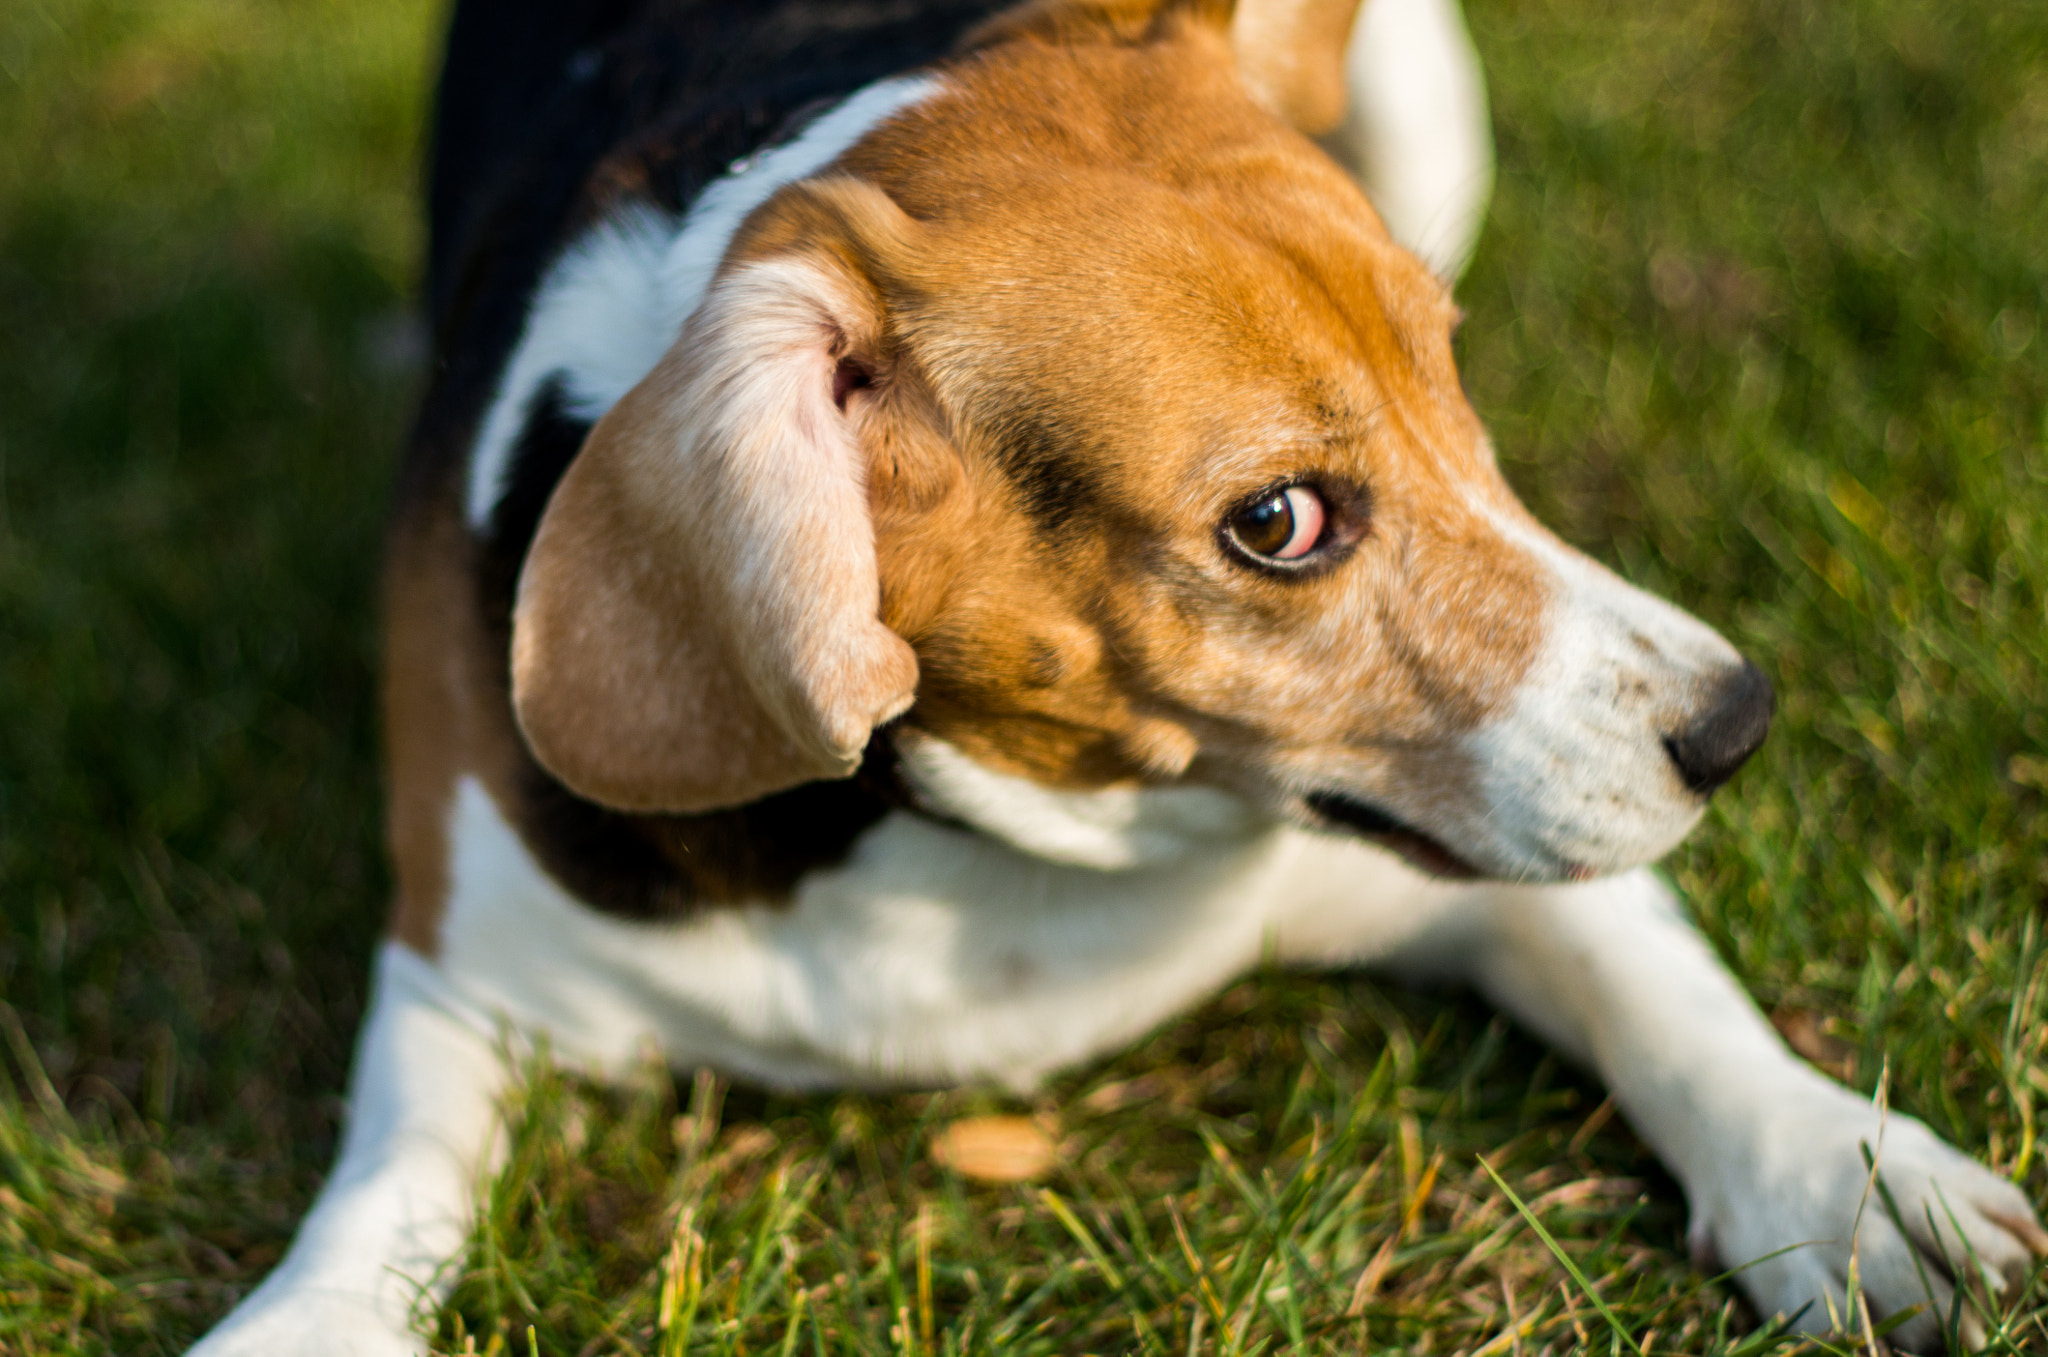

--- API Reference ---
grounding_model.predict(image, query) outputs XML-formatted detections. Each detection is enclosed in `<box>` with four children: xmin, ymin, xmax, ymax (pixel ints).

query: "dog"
<box><xmin>190</xmin><ymin>0</ymin><xmax>2047</xmax><ymax>1351</ymax></box>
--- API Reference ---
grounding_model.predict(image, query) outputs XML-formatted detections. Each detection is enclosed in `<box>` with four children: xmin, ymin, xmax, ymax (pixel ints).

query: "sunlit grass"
<box><xmin>2</xmin><ymin>0</ymin><xmax>2045</xmax><ymax>1352</ymax></box>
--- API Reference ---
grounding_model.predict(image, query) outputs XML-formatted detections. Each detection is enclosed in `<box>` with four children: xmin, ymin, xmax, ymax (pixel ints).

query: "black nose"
<box><xmin>1663</xmin><ymin>660</ymin><xmax>1774</xmax><ymax>794</ymax></box>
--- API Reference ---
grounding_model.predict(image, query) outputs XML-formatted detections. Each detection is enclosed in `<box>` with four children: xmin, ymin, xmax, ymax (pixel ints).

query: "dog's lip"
<box><xmin>1302</xmin><ymin>790</ymin><xmax>1480</xmax><ymax>880</ymax></box>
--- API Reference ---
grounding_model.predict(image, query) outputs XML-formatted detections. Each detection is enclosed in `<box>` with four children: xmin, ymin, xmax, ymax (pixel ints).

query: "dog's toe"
<box><xmin>1690</xmin><ymin>1088</ymin><xmax>2045</xmax><ymax>1354</ymax></box>
<box><xmin>1881</xmin><ymin>1130</ymin><xmax>2044</xmax><ymax>1298</ymax></box>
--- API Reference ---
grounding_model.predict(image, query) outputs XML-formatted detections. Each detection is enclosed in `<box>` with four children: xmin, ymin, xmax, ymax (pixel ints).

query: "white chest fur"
<box><xmin>434</xmin><ymin>775</ymin><xmax>1444</xmax><ymax>1091</ymax></box>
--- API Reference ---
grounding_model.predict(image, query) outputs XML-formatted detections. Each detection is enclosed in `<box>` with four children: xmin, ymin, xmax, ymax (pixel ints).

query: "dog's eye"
<box><xmin>1228</xmin><ymin>485</ymin><xmax>1326</xmax><ymax>562</ymax></box>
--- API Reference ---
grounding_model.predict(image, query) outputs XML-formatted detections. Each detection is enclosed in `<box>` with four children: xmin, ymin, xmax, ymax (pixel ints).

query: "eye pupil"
<box><xmin>1233</xmin><ymin>494</ymin><xmax>1294</xmax><ymax>556</ymax></box>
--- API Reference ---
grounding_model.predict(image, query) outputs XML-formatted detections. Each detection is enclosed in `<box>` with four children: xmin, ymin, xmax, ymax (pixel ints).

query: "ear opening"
<box><xmin>510</xmin><ymin>179</ymin><xmax>922</xmax><ymax>814</ymax></box>
<box><xmin>1228</xmin><ymin>0</ymin><xmax>1366</xmax><ymax>135</ymax></box>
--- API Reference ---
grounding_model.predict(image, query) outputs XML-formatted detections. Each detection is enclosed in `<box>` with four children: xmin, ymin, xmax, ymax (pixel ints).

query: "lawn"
<box><xmin>1</xmin><ymin>0</ymin><xmax>2045</xmax><ymax>1353</ymax></box>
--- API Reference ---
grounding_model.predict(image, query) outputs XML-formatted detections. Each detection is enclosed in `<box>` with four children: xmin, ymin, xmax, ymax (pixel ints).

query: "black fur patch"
<box><xmin>988</xmin><ymin>412</ymin><xmax>1105</xmax><ymax>536</ymax></box>
<box><xmin>511</xmin><ymin>732</ymin><xmax>911</xmax><ymax>919</ymax></box>
<box><xmin>477</xmin><ymin>373</ymin><xmax>590</xmax><ymax>626</ymax></box>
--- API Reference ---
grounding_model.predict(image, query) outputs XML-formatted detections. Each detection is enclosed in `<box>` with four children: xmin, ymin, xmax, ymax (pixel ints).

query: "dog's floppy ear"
<box><xmin>1229</xmin><ymin>0</ymin><xmax>1365</xmax><ymax>135</ymax></box>
<box><xmin>511</xmin><ymin>178</ymin><xmax>921</xmax><ymax>814</ymax></box>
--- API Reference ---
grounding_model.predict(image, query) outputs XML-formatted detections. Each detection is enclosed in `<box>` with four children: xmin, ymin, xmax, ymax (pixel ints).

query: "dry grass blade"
<box><xmin>1478</xmin><ymin>1154</ymin><xmax>1649</xmax><ymax>1357</ymax></box>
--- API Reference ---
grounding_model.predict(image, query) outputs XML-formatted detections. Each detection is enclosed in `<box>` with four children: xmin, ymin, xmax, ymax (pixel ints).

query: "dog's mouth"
<box><xmin>1303</xmin><ymin>790</ymin><xmax>1479</xmax><ymax>880</ymax></box>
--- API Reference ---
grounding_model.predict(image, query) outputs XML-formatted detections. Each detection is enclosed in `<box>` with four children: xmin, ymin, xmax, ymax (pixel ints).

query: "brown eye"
<box><xmin>1227</xmin><ymin>485</ymin><xmax>1327</xmax><ymax>561</ymax></box>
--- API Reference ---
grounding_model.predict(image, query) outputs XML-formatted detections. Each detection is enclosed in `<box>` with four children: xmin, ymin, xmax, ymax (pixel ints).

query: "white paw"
<box><xmin>1688</xmin><ymin>1083</ymin><xmax>2047</xmax><ymax>1352</ymax></box>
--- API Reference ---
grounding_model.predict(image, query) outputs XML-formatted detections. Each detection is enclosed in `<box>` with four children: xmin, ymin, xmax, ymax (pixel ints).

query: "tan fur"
<box><xmin>382</xmin><ymin>507</ymin><xmax>463</xmax><ymax>955</ymax></box>
<box><xmin>1228</xmin><ymin>0</ymin><xmax>1367</xmax><ymax>134</ymax></box>
<box><xmin>383</xmin><ymin>489</ymin><xmax>534</xmax><ymax>954</ymax></box>
<box><xmin>964</xmin><ymin>0</ymin><xmax>1365</xmax><ymax>136</ymax></box>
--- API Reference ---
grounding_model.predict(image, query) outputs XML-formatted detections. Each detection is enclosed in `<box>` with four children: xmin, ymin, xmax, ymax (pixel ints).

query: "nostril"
<box><xmin>1663</xmin><ymin>660</ymin><xmax>1775</xmax><ymax>795</ymax></box>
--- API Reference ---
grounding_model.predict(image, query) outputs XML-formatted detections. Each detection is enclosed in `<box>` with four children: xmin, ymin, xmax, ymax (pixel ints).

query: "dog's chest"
<box><xmin>429</xmin><ymin>776</ymin><xmax>1436</xmax><ymax>1090</ymax></box>
<box><xmin>433</xmin><ymin>777</ymin><xmax>1271</xmax><ymax>1088</ymax></box>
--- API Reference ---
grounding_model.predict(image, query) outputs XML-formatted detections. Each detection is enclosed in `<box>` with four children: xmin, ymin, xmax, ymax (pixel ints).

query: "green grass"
<box><xmin>2</xmin><ymin>0</ymin><xmax>2045</xmax><ymax>1352</ymax></box>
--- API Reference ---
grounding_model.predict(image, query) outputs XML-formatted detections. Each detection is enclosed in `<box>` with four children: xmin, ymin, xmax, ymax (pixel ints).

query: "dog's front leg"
<box><xmin>190</xmin><ymin>940</ymin><xmax>509</xmax><ymax>1357</ymax></box>
<box><xmin>1431</xmin><ymin>870</ymin><xmax>2045</xmax><ymax>1349</ymax></box>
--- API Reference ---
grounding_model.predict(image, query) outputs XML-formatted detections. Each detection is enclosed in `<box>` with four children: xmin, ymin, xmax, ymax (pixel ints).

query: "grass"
<box><xmin>1</xmin><ymin>0</ymin><xmax>2045</xmax><ymax>1352</ymax></box>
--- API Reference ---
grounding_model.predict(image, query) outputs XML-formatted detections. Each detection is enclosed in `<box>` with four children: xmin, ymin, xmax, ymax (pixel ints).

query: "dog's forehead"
<box><xmin>824</xmin><ymin>31</ymin><xmax>1485</xmax><ymax>510</ymax></box>
<box><xmin>899</xmin><ymin>179</ymin><xmax>1469</xmax><ymax>505</ymax></box>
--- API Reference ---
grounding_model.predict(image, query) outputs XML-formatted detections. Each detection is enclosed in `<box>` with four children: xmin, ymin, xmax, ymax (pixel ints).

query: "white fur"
<box><xmin>1327</xmin><ymin>0</ymin><xmax>1495</xmax><ymax>279</ymax></box>
<box><xmin>464</xmin><ymin>206</ymin><xmax>679</xmax><ymax>527</ymax></box>
<box><xmin>1445</xmin><ymin>507</ymin><xmax>1748</xmax><ymax>879</ymax></box>
<box><xmin>435</xmin><ymin>774</ymin><xmax>1293</xmax><ymax>1090</ymax></box>
<box><xmin>1288</xmin><ymin>491</ymin><xmax>1748</xmax><ymax>884</ymax></box>
<box><xmin>894</xmin><ymin>730</ymin><xmax>1264</xmax><ymax>869</ymax></box>
<box><xmin>188</xmin><ymin>944</ymin><xmax>510</xmax><ymax>1357</ymax></box>
<box><xmin>651</xmin><ymin>77</ymin><xmax>940</xmax><ymax>344</ymax></box>
<box><xmin>464</xmin><ymin>76</ymin><xmax>941</xmax><ymax>528</ymax></box>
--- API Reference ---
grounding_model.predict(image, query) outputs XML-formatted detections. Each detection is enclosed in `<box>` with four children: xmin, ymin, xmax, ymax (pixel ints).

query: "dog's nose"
<box><xmin>1663</xmin><ymin>660</ymin><xmax>1774</xmax><ymax>794</ymax></box>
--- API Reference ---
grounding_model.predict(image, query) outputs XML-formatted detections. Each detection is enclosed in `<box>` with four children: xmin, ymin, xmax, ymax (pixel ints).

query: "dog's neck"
<box><xmin>895</xmin><ymin>733</ymin><xmax>1265</xmax><ymax>870</ymax></box>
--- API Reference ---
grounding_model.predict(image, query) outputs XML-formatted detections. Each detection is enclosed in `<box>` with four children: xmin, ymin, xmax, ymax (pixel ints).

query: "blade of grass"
<box><xmin>1478</xmin><ymin>1155</ymin><xmax>1648</xmax><ymax>1357</ymax></box>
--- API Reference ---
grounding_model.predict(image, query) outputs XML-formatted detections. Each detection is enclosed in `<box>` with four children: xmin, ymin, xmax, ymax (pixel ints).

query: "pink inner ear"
<box><xmin>832</xmin><ymin>355</ymin><xmax>872</xmax><ymax>409</ymax></box>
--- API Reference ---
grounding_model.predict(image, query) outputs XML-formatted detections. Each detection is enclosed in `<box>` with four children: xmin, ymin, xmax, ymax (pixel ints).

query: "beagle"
<box><xmin>191</xmin><ymin>0</ymin><xmax>2045</xmax><ymax>1351</ymax></box>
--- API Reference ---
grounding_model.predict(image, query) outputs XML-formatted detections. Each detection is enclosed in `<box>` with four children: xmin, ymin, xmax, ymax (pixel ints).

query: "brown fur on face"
<box><xmin>498</xmin><ymin>0</ymin><xmax>1554</xmax><ymax>870</ymax></box>
<box><xmin>820</xmin><ymin>9</ymin><xmax>1547</xmax><ymax>818</ymax></box>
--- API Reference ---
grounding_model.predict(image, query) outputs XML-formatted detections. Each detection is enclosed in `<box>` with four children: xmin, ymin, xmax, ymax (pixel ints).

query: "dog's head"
<box><xmin>509</xmin><ymin>0</ymin><xmax>1771</xmax><ymax>884</ymax></box>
